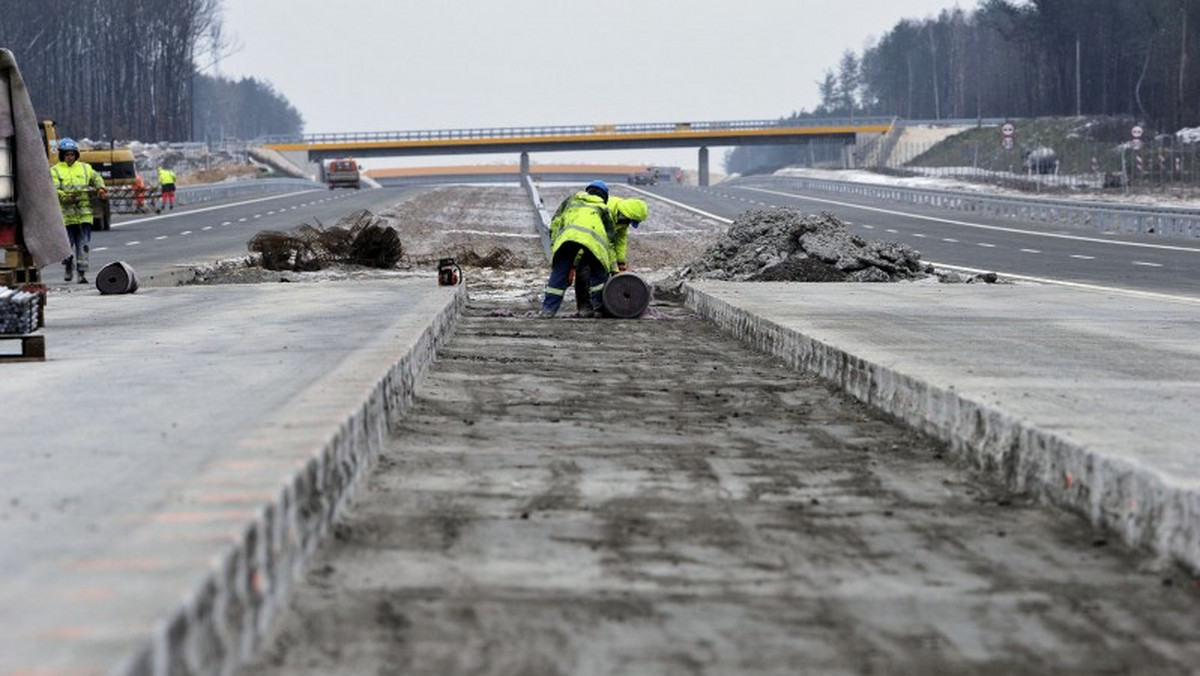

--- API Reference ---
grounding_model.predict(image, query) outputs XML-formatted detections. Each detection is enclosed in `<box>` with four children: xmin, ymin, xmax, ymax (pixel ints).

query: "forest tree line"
<box><xmin>730</xmin><ymin>0</ymin><xmax>1200</xmax><ymax>174</ymax></box>
<box><xmin>0</xmin><ymin>0</ymin><xmax>302</xmax><ymax>144</ymax></box>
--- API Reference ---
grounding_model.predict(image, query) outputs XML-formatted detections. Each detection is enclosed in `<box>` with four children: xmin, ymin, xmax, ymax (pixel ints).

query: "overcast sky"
<box><xmin>217</xmin><ymin>0</ymin><xmax>968</xmax><ymax>169</ymax></box>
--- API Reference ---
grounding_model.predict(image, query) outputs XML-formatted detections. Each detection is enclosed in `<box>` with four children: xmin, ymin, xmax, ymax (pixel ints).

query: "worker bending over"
<box><xmin>574</xmin><ymin>195</ymin><xmax>648</xmax><ymax>316</ymax></box>
<box><xmin>540</xmin><ymin>180</ymin><xmax>616</xmax><ymax>318</ymax></box>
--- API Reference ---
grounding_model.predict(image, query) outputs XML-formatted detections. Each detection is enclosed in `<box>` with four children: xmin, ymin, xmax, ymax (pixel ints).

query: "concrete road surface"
<box><xmin>0</xmin><ymin>280</ymin><xmax>462</xmax><ymax>675</ymax></box>
<box><xmin>238</xmin><ymin>291</ymin><xmax>1200</xmax><ymax>676</ymax></box>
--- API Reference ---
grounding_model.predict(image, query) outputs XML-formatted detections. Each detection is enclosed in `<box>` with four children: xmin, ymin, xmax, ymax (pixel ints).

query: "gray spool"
<box><xmin>96</xmin><ymin>261</ymin><xmax>139</xmax><ymax>295</ymax></box>
<box><xmin>601</xmin><ymin>272</ymin><xmax>652</xmax><ymax>318</ymax></box>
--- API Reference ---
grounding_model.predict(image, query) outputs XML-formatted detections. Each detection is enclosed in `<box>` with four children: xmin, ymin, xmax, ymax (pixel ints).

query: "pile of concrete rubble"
<box><xmin>673</xmin><ymin>207</ymin><xmax>933</xmax><ymax>283</ymax></box>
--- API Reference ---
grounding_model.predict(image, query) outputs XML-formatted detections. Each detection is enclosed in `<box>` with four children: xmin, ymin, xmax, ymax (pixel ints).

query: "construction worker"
<box><xmin>132</xmin><ymin>173</ymin><xmax>147</xmax><ymax>212</ymax></box>
<box><xmin>157</xmin><ymin>165</ymin><xmax>176</xmax><ymax>210</ymax></box>
<box><xmin>574</xmin><ymin>196</ymin><xmax>648</xmax><ymax>316</ymax></box>
<box><xmin>540</xmin><ymin>180</ymin><xmax>616</xmax><ymax>317</ymax></box>
<box><xmin>50</xmin><ymin>138</ymin><xmax>106</xmax><ymax>284</ymax></box>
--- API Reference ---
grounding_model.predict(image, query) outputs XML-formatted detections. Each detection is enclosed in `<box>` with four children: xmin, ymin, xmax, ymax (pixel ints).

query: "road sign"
<box><xmin>1001</xmin><ymin>123</ymin><xmax>1015</xmax><ymax>137</ymax></box>
<box><xmin>1132</xmin><ymin>125</ymin><xmax>1144</xmax><ymax>139</ymax></box>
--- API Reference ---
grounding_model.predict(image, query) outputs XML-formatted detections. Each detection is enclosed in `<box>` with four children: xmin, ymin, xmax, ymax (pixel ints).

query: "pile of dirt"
<box><xmin>664</xmin><ymin>207</ymin><xmax>933</xmax><ymax>288</ymax></box>
<box><xmin>247</xmin><ymin>209</ymin><xmax>404</xmax><ymax>271</ymax></box>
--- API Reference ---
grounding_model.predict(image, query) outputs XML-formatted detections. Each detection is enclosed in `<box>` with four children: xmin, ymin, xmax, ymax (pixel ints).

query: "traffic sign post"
<box><xmin>1001</xmin><ymin>122</ymin><xmax>1015</xmax><ymax>151</ymax></box>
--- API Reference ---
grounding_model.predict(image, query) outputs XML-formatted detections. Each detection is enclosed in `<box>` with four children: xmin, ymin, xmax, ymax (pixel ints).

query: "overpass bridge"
<box><xmin>263</xmin><ymin>117</ymin><xmax>895</xmax><ymax>186</ymax></box>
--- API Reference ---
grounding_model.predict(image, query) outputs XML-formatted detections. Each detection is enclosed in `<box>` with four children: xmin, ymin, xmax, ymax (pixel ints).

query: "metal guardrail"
<box><xmin>259</xmin><ymin>117</ymin><xmax>898</xmax><ymax>146</ymax></box>
<box><xmin>175</xmin><ymin>178</ymin><xmax>323</xmax><ymax>206</ymax></box>
<box><xmin>523</xmin><ymin>176</ymin><xmax>553</xmax><ymax>262</ymax></box>
<box><xmin>742</xmin><ymin>175</ymin><xmax>1200</xmax><ymax>240</ymax></box>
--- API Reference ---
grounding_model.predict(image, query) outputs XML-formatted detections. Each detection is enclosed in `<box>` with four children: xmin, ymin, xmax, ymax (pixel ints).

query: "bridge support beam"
<box><xmin>698</xmin><ymin>147</ymin><xmax>709</xmax><ymax>187</ymax></box>
<box><xmin>520</xmin><ymin>152</ymin><xmax>530</xmax><ymax>176</ymax></box>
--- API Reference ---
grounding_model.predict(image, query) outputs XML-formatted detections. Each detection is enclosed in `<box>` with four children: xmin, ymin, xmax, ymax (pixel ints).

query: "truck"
<box><xmin>325</xmin><ymin>158</ymin><xmax>361</xmax><ymax>190</ymax></box>
<box><xmin>39</xmin><ymin>119</ymin><xmax>142</xmax><ymax>230</ymax></box>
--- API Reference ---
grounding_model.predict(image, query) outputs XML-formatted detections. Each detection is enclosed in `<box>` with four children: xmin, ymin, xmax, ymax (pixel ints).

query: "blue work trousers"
<box><xmin>541</xmin><ymin>241</ymin><xmax>608</xmax><ymax>316</ymax></box>
<box><xmin>65</xmin><ymin>222</ymin><xmax>91</xmax><ymax>273</ymax></box>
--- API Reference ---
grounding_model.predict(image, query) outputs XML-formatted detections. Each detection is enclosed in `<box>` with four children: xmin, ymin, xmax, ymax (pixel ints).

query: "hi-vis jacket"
<box><xmin>157</xmin><ymin>167</ymin><xmax>176</xmax><ymax>186</ymax></box>
<box><xmin>606</xmin><ymin>196</ymin><xmax>648</xmax><ymax>270</ymax></box>
<box><xmin>550</xmin><ymin>191</ymin><xmax>616</xmax><ymax>272</ymax></box>
<box><xmin>50</xmin><ymin>160</ymin><xmax>105</xmax><ymax>226</ymax></box>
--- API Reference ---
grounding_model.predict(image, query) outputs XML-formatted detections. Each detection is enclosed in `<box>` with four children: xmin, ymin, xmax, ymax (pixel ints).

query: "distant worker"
<box><xmin>574</xmin><ymin>196</ymin><xmax>648</xmax><ymax>316</ymax></box>
<box><xmin>540</xmin><ymin>180</ymin><xmax>616</xmax><ymax>318</ymax></box>
<box><xmin>157</xmin><ymin>165</ymin><xmax>176</xmax><ymax>211</ymax></box>
<box><xmin>132</xmin><ymin>173</ymin><xmax>147</xmax><ymax>212</ymax></box>
<box><xmin>50</xmin><ymin>137</ymin><xmax>106</xmax><ymax>284</ymax></box>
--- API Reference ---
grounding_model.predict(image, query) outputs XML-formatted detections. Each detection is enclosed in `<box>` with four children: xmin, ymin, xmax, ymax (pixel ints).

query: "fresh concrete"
<box><xmin>0</xmin><ymin>280</ymin><xmax>463</xmax><ymax>675</ymax></box>
<box><xmin>5</xmin><ymin>275</ymin><xmax>1200</xmax><ymax>675</ymax></box>
<box><xmin>685</xmin><ymin>280</ymin><xmax>1200</xmax><ymax>573</ymax></box>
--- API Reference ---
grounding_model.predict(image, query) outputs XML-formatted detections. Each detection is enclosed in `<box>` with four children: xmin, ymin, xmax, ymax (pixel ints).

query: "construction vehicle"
<box><xmin>39</xmin><ymin>119</ymin><xmax>143</xmax><ymax>230</ymax></box>
<box><xmin>325</xmin><ymin>158</ymin><xmax>361</xmax><ymax>190</ymax></box>
<box><xmin>627</xmin><ymin>168</ymin><xmax>657</xmax><ymax>185</ymax></box>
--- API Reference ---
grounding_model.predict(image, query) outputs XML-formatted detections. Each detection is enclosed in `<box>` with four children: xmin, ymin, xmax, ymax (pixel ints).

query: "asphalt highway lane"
<box><xmin>68</xmin><ymin>186</ymin><xmax>424</xmax><ymax>284</ymax></box>
<box><xmin>642</xmin><ymin>180</ymin><xmax>1200</xmax><ymax>300</ymax></box>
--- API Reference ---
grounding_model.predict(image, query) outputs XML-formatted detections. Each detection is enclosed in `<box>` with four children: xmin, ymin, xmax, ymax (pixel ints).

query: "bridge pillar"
<box><xmin>698</xmin><ymin>146</ymin><xmax>709</xmax><ymax>187</ymax></box>
<box><xmin>520</xmin><ymin>152</ymin><xmax>530</xmax><ymax>176</ymax></box>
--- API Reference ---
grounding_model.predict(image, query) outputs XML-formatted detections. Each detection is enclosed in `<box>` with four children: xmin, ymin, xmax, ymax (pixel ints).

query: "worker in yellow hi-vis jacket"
<box><xmin>50</xmin><ymin>138</ymin><xmax>106</xmax><ymax>284</ymax></box>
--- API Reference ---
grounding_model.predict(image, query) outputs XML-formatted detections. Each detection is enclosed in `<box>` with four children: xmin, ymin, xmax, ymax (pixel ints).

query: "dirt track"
<box><xmin>228</xmin><ymin>186</ymin><xmax>1200</xmax><ymax>675</ymax></box>
<box><xmin>238</xmin><ymin>304</ymin><xmax>1200</xmax><ymax>675</ymax></box>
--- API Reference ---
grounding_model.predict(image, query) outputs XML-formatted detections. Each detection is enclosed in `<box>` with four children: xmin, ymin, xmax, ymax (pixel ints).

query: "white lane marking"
<box><xmin>155</xmin><ymin>235</ymin><xmax>168</xmax><ymax>240</ymax></box>
<box><xmin>106</xmin><ymin>190</ymin><xmax>321</xmax><ymax>229</ymax></box>
<box><xmin>743</xmin><ymin>186</ymin><xmax>1200</xmax><ymax>253</ymax></box>
<box><xmin>977</xmin><ymin>242</ymin><xmax>996</xmax><ymax>248</ymax></box>
<box><xmin>181</xmin><ymin>230</ymin><xmax>193</xmax><ymax>235</ymax></box>
<box><xmin>913</xmin><ymin>233</ymin><xmax>927</xmax><ymax>238</ymax></box>
<box><xmin>862</xmin><ymin>224</ymin><xmax>876</xmax><ymax>229</ymax></box>
<box><xmin>885</xmin><ymin>228</ymin><xmax>899</xmax><ymax>234</ymax></box>
<box><xmin>238</xmin><ymin>218</ymin><xmax>247</xmax><ymax>222</ymax></box>
<box><xmin>1133</xmin><ymin>261</ymin><xmax>1164</xmax><ymax>267</ymax></box>
<box><xmin>202</xmin><ymin>226</ymin><xmax>213</xmax><ymax>231</ymax></box>
<box><xmin>1071</xmin><ymin>254</ymin><xmax>1095</xmax><ymax>260</ymax></box>
<box><xmin>253</xmin><ymin>214</ymin><xmax>262</xmax><ymax>219</ymax></box>
<box><xmin>622</xmin><ymin>185</ymin><xmax>731</xmax><ymax>224</ymax></box>
<box><xmin>221</xmin><ymin>221</ymin><xmax>232</xmax><ymax>226</ymax></box>
<box><xmin>931</xmin><ymin>261</ymin><xmax>1200</xmax><ymax>305</ymax></box>
<box><xmin>94</xmin><ymin>247</ymin><xmax>109</xmax><ymax>252</ymax></box>
<box><xmin>942</xmin><ymin>237</ymin><xmax>959</xmax><ymax>242</ymax></box>
<box><xmin>441</xmin><ymin>230</ymin><xmax>538</xmax><ymax>239</ymax></box>
<box><xmin>125</xmin><ymin>241</ymin><xmax>140</xmax><ymax>246</ymax></box>
<box><xmin>1020</xmin><ymin>248</ymin><xmax>1041</xmax><ymax>253</ymax></box>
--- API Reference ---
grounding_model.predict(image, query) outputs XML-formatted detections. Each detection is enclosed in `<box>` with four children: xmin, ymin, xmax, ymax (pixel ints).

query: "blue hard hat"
<box><xmin>585</xmin><ymin>180</ymin><xmax>609</xmax><ymax>201</ymax></box>
<box><xmin>58</xmin><ymin>137</ymin><xmax>79</xmax><ymax>153</ymax></box>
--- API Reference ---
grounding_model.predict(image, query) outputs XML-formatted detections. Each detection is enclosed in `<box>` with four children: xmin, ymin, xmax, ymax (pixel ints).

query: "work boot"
<box><xmin>77</xmin><ymin>272</ymin><xmax>88</xmax><ymax>284</ymax></box>
<box><xmin>63</xmin><ymin>263</ymin><xmax>73</xmax><ymax>282</ymax></box>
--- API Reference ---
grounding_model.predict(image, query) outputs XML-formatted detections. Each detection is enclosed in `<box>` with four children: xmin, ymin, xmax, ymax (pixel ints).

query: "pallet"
<box><xmin>0</xmin><ymin>333</ymin><xmax>45</xmax><ymax>362</ymax></box>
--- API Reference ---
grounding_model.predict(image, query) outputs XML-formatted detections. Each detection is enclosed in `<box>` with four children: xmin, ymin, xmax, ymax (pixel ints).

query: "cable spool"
<box><xmin>95</xmin><ymin>261</ymin><xmax>139</xmax><ymax>295</ymax></box>
<box><xmin>601</xmin><ymin>272</ymin><xmax>651</xmax><ymax>318</ymax></box>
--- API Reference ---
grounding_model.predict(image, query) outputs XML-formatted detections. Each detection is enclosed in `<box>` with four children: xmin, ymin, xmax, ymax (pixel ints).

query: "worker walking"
<box><xmin>50</xmin><ymin>138</ymin><xmax>106</xmax><ymax>284</ymax></box>
<box><xmin>157</xmin><ymin>165</ymin><xmax>176</xmax><ymax>211</ymax></box>
<box><xmin>540</xmin><ymin>180</ymin><xmax>617</xmax><ymax>318</ymax></box>
<box><xmin>574</xmin><ymin>196</ymin><xmax>648</xmax><ymax>316</ymax></box>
